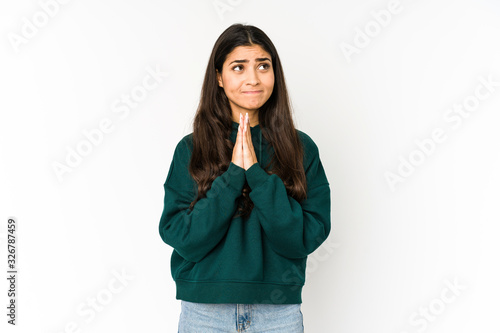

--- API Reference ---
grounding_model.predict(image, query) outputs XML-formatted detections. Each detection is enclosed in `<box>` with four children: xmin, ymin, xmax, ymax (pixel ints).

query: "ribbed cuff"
<box><xmin>245</xmin><ymin>163</ymin><xmax>270</xmax><ymax>190</ymax></box>
<box><xmin>224</xmin><ymin>162</ymin><xmax>246</xmax><ymax>192</ymax></box>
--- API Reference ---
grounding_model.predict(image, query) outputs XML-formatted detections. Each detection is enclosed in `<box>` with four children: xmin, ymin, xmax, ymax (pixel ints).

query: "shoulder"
<box><xmin>296</xmin><ymin>129</ymin><xmax>320</xmax><ymax>163</ymax></box>
<box><xmin>171</xmin><ymin>133</ymin><xmax>193</xmax><ymax>165</ymax></box>
<box><xmin>295</xmin><ymin>128</ymin><xmax>329</xmax><ymax>186</ymax></box>
<box><xmin>164</xmin><ymin>133</ymin><xmax>196</xmax><ymax>190</ymax></box>
<box><xmin>174</xmin><ymin>133</ymin><xmax>193</xmax><ymax>152</ymax></box>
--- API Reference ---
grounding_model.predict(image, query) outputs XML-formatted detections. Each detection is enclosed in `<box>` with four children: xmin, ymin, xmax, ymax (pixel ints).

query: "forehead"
<box><xmin>224</xmin><ymin>45</ymin><xmax>271</xmax><ymax>62</ymax></box>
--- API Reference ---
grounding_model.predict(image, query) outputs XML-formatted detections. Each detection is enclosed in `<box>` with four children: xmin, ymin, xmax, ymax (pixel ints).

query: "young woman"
<box><xmin>159</xmin><ymin>23</ymin><xmax>331</xmax><ymax>333</ymax></box>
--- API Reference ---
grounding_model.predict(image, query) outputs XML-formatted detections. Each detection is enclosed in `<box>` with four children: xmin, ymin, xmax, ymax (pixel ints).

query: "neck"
<box><xmin>232</xmin><ymin>111</ymin><xmax>259</xmax><ymax>127</ymax></box>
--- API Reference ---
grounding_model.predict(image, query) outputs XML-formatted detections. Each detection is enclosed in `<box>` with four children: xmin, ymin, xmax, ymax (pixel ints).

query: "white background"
<box><xmin>1</xmin><ymin>0</ymin><xmax>500</xmax><ymax>332</ymax></box>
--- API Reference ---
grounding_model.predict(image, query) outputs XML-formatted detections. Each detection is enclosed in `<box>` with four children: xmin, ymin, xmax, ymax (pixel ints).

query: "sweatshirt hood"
<box><xmin>231</xmin><ymin>121</ymin><xmax>264</xmax><ymax>166</ymax></box>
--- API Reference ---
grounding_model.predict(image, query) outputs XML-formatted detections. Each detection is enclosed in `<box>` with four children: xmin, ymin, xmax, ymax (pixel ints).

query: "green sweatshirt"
<box><xmin>158</xmin><ymin>121</ymin><xmax>331</xmax><ymax>304</ymax></box>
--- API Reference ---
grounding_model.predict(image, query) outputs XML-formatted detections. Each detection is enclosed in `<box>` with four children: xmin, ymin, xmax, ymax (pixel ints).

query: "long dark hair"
<box><xmin>188</xmin><ymin>23</ymin><xmax>307</xmax><ymax>219</ymax></box>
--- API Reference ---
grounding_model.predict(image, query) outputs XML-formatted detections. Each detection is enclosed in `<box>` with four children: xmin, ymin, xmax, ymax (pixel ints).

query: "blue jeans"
<box><xmin>178</xmin><ymin>301</ymin><xmax>304</xmax><ymax>332</ymax></box>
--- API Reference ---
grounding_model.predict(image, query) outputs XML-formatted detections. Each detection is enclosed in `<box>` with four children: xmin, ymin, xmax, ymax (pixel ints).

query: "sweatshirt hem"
<box><xmin>175</xmin><ymin>279</ymin><xmax>303</xmax><ymax>304</ymax></box>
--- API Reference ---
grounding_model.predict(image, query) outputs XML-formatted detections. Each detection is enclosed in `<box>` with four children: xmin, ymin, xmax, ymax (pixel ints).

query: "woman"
<box><xmin>158</xmin><ymin>23</ymin><xmax>331</xmax><ymax>332</ymax></box>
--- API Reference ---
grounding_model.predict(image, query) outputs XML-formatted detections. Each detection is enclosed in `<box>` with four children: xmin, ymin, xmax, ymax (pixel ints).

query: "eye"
<box><xmin>259</xmin><ymin>63</ymin><xmax>270</xmax><ymax>70</ymax></box>
<box><xmin>232</xmin><ymin>65</ymin><xmax>243</xmax><ymax>72</ymax></box>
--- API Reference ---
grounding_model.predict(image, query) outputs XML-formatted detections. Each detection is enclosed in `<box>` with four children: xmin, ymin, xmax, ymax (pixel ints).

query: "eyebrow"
<box><xmin>229</xmin><ymin>57</ymin><xmax>271</xmax><ymax>65</ymax></box>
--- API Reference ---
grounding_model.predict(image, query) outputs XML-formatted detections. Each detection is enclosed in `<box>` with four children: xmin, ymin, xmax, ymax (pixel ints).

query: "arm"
<box><xmin>245</xmin><ymin>137</ymin><xmax>331</xmax><ymax>259</ymax></box>
<box><xmin>158</xmin><ymin>138</ymin><xmax>246</xmax><ymax>263</ymax></box>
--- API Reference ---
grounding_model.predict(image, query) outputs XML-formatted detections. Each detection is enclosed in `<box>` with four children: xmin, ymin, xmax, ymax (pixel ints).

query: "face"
<box><xmin>217</xmin><ymin>44</ymin><xmax>274</xmax><ymax>118</ymax></box>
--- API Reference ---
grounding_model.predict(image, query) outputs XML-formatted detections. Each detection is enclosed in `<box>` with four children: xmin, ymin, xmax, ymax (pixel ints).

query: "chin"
<box><xmin>246</xmin><ymin>106</ymin><xmax>263</xmax><ymax>112</ymax></box>
<box><xmin>247</xmin><ymin>101</ymin><xmax>265</xmax><ymax>108</ymax></box>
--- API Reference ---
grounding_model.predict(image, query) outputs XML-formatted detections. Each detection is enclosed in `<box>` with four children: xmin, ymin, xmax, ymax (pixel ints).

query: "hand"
<box><xmin>231</xmin><ymin>113</ymin><xmax>244</xmax><ymax>169</ymax></box>
<box><xmin>231</xmin><ymin>113</ymin><xmax>258</xmax><ymax>170</ymax></box>
<box><xmin>242</xmin><ymin>112</ymin><xmax>258</xmax><ymax>170</ymax></box>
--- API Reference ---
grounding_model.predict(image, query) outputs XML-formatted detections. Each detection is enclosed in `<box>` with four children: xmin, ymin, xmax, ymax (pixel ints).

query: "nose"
<box><xmin>246</xmin><ymin>68</ymin><xmax>260</xmax><ymax>85</ymax></box>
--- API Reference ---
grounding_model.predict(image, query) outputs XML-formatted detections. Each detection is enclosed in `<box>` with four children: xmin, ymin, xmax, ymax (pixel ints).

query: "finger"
<box><xmin>235</xmin><ymin>122</ymin><xmax>240</xmax><ymax>148</ymax></box>
<box><xmin>245</xmin><ymin>113</ymin><xmax>258</xmax><ymax>164</ymax></box>
<box><xmin>245</xmin><ymin>113</ymin><xmax>254</xmax><ymax>150</ymax></box>
<box><xmin>242</xmin><ymin>119</ymin><xmax>254</xmax><ymax>161</ymax></box>
<box><xmin>244</xmin><ymin>113</ymin><xmax>251</xmax><ymax>144</ymax></box>
<box><xmin>241</xmin><ymin>115</ymin><xmax>248</xmax><ymax>149</ymax></box>
<box><xmin>236</xmin><ymin>114</ymin><xmax>243</xmax><ymax>148</ymax></box>
<box><xmin>232</xmin><ymin>115</ymin><xmax>244</xmax><ymax>167</ymax></box>
<box><xmin>240</xmin><ymin>114</ymin><xmax>245</xmax><ymax>143</ymax></box>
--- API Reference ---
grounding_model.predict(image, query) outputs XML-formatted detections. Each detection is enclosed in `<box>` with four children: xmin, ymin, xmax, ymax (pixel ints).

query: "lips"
<box><xmin>242</xmin><ymin>90</ymin><xmax>262</xmax><ymax>94</ymax></box>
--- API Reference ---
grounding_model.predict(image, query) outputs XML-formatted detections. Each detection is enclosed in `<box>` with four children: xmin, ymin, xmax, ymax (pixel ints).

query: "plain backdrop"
<box><xmin>1</xmin><ymin>0</ymin><xmax>500</xmax><ymax>332</ymax></box>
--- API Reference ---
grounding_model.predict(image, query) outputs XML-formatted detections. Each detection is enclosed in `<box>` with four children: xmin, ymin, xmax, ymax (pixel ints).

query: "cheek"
<box><xmin>264</xmin><ymin>73</ymin><xmax>275</xmax><ymax>89</ymax></box>
<box><xmin>265</xmin><ymin>77</ymin><xmax>275</xmax><ymax>93</ymax></box>
<box><xmin>225</xmin><ymin>78</ymin><xmax>242</xmax><ymax>92</ymax></box>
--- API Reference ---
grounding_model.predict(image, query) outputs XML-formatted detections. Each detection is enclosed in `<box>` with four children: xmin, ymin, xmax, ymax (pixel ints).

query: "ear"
<box><xmin>216</xmin><ymin>69</ymin><xmax>223</xmax><ymax>88</ymax></box>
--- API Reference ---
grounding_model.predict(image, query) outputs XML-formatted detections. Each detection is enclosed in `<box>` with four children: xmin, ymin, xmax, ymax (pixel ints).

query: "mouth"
<box><xmin>242</xmin><ymin>90</ymin><xmax>263</xmax><ymax>94</ymax></box>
